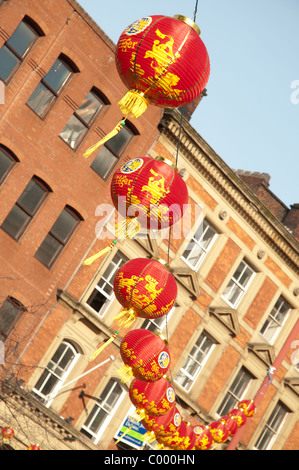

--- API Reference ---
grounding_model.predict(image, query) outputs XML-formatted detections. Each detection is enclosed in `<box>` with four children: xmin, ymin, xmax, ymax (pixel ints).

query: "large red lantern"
<box><xmin>142</xmin><ymin>406</ymin><xmax>181</xmax><ymax>437</ymax></box>
<box><xmin>238</xmin><ymin>399</ymin><xmax>257</xmax><ymax>417</ymax></box>
<box><xmin>118</xmin><ymin>329</ymin><xmax>170</xmax><ymax>382</ymax></box>
<box><xmin>209</xmin><ymin>420</ymin><xmax>229</xmax><ymax>444</ymax></box>
<box><xmin>228</xmin><ymin>408</ymin><xmax>247</xmax><ymax>428</ymax></box>
<box><xmin>193</xmin><ymin>425</ymin><xmax>214</xmax><ymax>450</ymax></box>
<box><xmin>111</xmin><ymin>156</ymin><xmax>189</xmax><ymax>238</ymax></box>
<box><xmin>164</xmin><ymin>421</ymin><xmax>197</xmax><ymax>450</ymax></box>
<box><xmin>129</xmin><ymin>376</ymin><xmax>176</xmax><ymax>417</ymax></box>
<box><xmin>221</xmin><ymin>415</ymin><xmax>238</xmax><ymax>436</ymax></box>
<box><xmin>113</xmin><ymin>257</ymin><xmax>177</xmax><ymax>327</ymax></box>
<box><xmin>1</xmin><ymin>426</ymin><xmax>14</xmax><ymax>441</ymax></box>
<box><xmin>116</xmin><ymin>14</ymin><xmax>210</xmax><ymax>118</ymax></box>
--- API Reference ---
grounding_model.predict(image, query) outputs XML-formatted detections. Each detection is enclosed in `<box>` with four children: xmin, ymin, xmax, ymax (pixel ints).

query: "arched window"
<box><xmin>90</xmin><ymin>120</ymin><xmax>139</xmax><ymax>180</ymax></box>
<box><xmin>0</xmin><ymin>296</ymin><xmax>26</xmax><ymax>342</ymax></box>
<box><xmin>80</xmin><ymin>378</ymin><xmax>125</xmax><ymax>443</ymax></box>
<box><xmin>27</xmin><ymin>54</ymin><xmax>79</xmax><ymax>118</ymax></box>
<box><xmin>0</xmin><ymin>145</ymin><xmax>18</xmax><ymax>185</ymax></box>
<box><xmin>60</xmin><ymin>87</ymin><xmax>109</xmax><ymax>150</ymax></box>
<box><xmin>1</xmin><ymin>176</ymin><xmax>51</xmax><ymax>240</ymax></box>
<box><xmin>0</xmin><ymin>16</ymin><xmax>44</xmax><ymax>84</ymax></box>
<box><xmin>32</xmin><ymin>340</ymin><xmax>80</xmax><ymax>405</ymax></box>
<box><xmin>35</xmin><ymin>205</ymin><xmax>83</xmax><ymax>268</ymax></box>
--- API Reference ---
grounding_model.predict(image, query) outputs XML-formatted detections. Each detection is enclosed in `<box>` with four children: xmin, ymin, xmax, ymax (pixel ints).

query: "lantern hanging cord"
<box><xmin>193</xmin><ymin>0</ymin><xmax>199</xmax><ymax>22</ymax></box>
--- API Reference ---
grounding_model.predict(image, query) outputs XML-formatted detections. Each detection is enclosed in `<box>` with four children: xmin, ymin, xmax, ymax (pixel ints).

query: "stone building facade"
<box><xmin>0</xmin><ymin>0</ymin><xmax>298</xmax><ymax>451</ymax></box>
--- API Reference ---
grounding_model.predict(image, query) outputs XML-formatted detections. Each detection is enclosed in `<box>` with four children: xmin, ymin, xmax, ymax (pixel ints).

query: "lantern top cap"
<box><xmin>152</xmin><ymin>257</ymin><xmax>171</xmax><ymax>270</ymax></box>
<box><xmin>155</xmin><ymin>156</ymin><xmax>178</xmax><ymax>172</ymax></box>
<box><xmin>173</xmin><ymin>15</ymin><xmax>201</xmax><ymax>35</ymax></box>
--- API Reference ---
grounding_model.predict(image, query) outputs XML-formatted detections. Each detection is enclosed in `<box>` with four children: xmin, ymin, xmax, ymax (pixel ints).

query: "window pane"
<box><xmin>1</xmin><ymin>204</ymin><xmax>30</xmax><ymax>239</ymax></box>
<box><xmin>0</xmin><ymin>299</ymin><xmax>21</xmax><ymax>337</ymax></box>
<box><xmin>91</xmin><ymin>146</ymin><xmax>118</xmax><ymax>179</ymax></box>
<box><xmin>0</xmin><ymin>149</ymin><xmax>15</xmax><ymax>183</ymax></box>
<box><xmin>0</xmin><ymin>45</ymin><xmax>19</xmax><ymax>82</ymax></box>
<box><xmin>35</xmin><ymin>233</ymin><xmax>62</xmax><ymax>267</ymax></box>
<box><xmin>107</xmin><ymin>126</ymin><xmax>132</xmax><ymax>154</ymax></box>
<box><xmin>43</xmin><ymin>59</ymin><xmax>71</xmax><ymax>93</ymax></box>
<box><xmin>76</xmin><ymin>92</ymin><xmax>103</xmax><ymax>125</ymax></box>
<box><xmin>50</xmin><ymin>209</ymin><xmax>78</xmax><ymax>243</ymax></box>
<box><xmin>60</xmin><ymin>115</ymin><xmax>87</xmax><ymax>149</ymax></box>
<box><xmin>17</xmin><ymin>179</ymin><xmax>47</xmax><ymax>214</ymax></box>
<box><xmin>27</xmin><ymin>82</ymin><xmax>55</xmax><ymax>117</ymax></box>
<box><xmin>6</xmin><ymin>21</ymin><xmax>37</xmax><ymax>57</ymax></box>
<box><xmin>86</xmin><ymin>290</ymin><xmax>107</xmax><ymax>313</ymax></box>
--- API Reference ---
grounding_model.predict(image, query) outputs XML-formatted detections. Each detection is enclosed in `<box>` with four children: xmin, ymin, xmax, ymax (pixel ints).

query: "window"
<box><xmin>27</xmin><ymin>55</ymin><xmax>78</xmax><ymax>118</ymax></box>
<box><xmin>90</xmin><ymin>122</ymin><xmax>137</xmax><ymax>180</ymax></box>
<box><xmin>182</xmin><ymin>218</ymin><xmax>217</xmax><ymax>270</ymax></box>
<box><xmin>254</xmin><ymin>402</ymin><xmax>289</xmax><ymax>450</ymax></box>
<box><xmin>260</xmin><ymin>296</ymin><xmax>291</xmax><ymax>343</ymax></box>
<box><xmin>141</xmin><ymin>306</ymin><xmax>175</xmax><ymax>333</ymax></box>
<box><xmin>216</xmin><ymin>367</ymin><xmax>254</xmax><ymax>417</ymax></box>
<box><xmin>35</xmin><ymin>205</ymin><xmax>82</xmax><ymax>268</ymax></box>
<box><xmin>1</xmin><ymin>176</ymin><xmax>50</xmax><ymax>240</ymax></box>
<box><xmin>0</xmin><ymin>146</ymin><xmax>18</xmax><ymax>185</ymax></box>
<box><xmin>0</xmin><ymin>17</ymin><xmax>43</xmax><ymax>83</ymax></box>
<box><xmin>0</xmin><ymin>296</ymin><xmax>26</xmax><ymax>342</ymax></box>
<box><xmin>32</xmin><ymin>341</ymin><xmax>79</xmax><ymax>405</ymax></box>
<box><xmin>175</xmin><ymin>330</ymin><xmax>216</xmax><ymax>392</ymax></box>
<box><xmin>222</xmin><ymin>259</ymin><xmax>255</xmax><ymax>308</ymax></box>
<box><xmin>60</xmin><ymin>88</ymin><xmax>107</xmax><ymax>150</ymax></box>
<box><xmin>81</xmin><ymin>378</ymin><xmax>125</xmax><ymax>442</ymax></box>
<box><xmin>86</xmin><ymin>252</ymin><xmax>128</xmax><ymax>316</ymax></box>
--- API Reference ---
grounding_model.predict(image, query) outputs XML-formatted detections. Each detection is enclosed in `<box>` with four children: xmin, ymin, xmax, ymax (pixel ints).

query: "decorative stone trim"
<box><xmin>209</xmin><ymin>306</ymin><xmax>241</xmax><ymax>336</ymax></box>
<box><xmin>159</xmin><ymin>110</ymin><xmax>299</xmax><ymax>275</ymax></box>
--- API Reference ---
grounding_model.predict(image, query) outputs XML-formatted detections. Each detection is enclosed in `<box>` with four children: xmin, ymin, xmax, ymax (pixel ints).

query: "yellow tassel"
<box><xmin>89</xmin><ymin>330</ymin><xmax>119</xmax><ymax>361</ymax></box>
<box><xmin>118</xmin><ymin>90</ymin><xmax>149</xmax><ymax>118</ymax></box>
<box><xmin>117</xmin><ymin>364</ymin><xmax>134</xmax><ymax>383</ymax></box>
<box><xmin>113</xmin><ymin>309</ymin><xmax>137</xmax><ymax>328</ymax></box>
<box><xmin>82</xmin><ymin>240</ymin><xmax>117</xmax><ymax>266</ymax></box>
<box><xmin>115</xmin><ymin>425</ymin><xmax>132</xmax><ymax>445</ymax></box>
<box><xmin>145</xmin><ymin>431</ymin><xmax>157</xmax><ymax>444</ymax></box>
<box><xmin>115</xmin><ymin>217</ymin><xmax>141</xmax><ymax>239</ymax></box>
<box><xmin>83</xmin><ymin>119</ymin><xmax>126</xmax><ymax>158</ymax></box>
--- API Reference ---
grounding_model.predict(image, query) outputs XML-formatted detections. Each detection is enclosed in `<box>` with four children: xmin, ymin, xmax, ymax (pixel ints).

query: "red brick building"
<box><xmin>0</xmin><ymin>0</ymin><xmax>298</xmax><ymax>451</ymax></box>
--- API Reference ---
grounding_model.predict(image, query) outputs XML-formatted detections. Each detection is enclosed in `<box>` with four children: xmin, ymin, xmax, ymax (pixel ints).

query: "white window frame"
<box><xmin>85</xmin><ymin>252</ymin><xmax>128</xmax><ymax>318</ymax></box>
<box><xmin>81</xmin><ymin>378</ymin><xmax>126</xmax><ymax>444</ymax></box>
<box><xmin>222</xmin><ymin>259</ymin><xmax>255</xmax><ymax>308</ymax></box>
<box><xmin>141</xmin><ymin>306</ymin><xmax>175</xmax><ymax>333</ymax></box>
<box><xmin>32</xmin><ymin>340</ymin><xmax>80</xmax><ymax>407</ymax></box>
<box><xmin>181</xmin><ymin>218</ymin><xmax>218</xmax><ymax>271</ymax></box>
<box><xmin>174</xmin><ymin>331</ymin><xmax>216</xmax><ymax>392</ymax></box>
<box><xmin>260</xmin><ymin>296</ymin><xmax>291</xmax><ymax>344</ymax></box>
<box><xmin>216</xmin><ymin>367</ymin><xmax>254</xmax><ymax>418</ymax></box>
<box><xmin>254</xmin><ymin>402</ymin><xmax>289</xmax><ymax>450</ymax></box>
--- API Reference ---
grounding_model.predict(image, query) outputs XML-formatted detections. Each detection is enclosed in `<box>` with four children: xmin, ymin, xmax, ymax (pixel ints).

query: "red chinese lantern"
<box><xmin>111</xmin><ymin>156</ymin><xmax>189</xmax><ymax>238</ymax></box>
<box><xmin>142</xmin><ymin>406</ymin><xmax>181</xmax><ymax>437</ymax></box>
<box><xmin>83</xmin><ymin>156</ymin><xmax>189</xmax><ymax>265</ymax></box>
<box><xmin>238</xmin><ymin>399</ymin><xmax>257</xmax><ymax>417</ymax></box>
<box><xmin>129</xmin><ymin>376</ymin><xmax>176</xmax><ymax>417</ymax></box>
<box><xmin>221</xmin><ymin>415</ymin><xmax>238</xmax><ymax>436</ymax></box>
<box><xmin>209</xmin><ymin>420</ymin><xmax>229</xmax><ymax>444</ymax></box>
<box><xmin>165</xmin><ymin>421</ymin><xmax>197</xmax><ymax>450</ymax></box>
<box><xmin>113</xmin><ymin>257</ymin><xmax>177</xmax><ymax>327</ymax></box>
<box><xmin>28</xmin><ymin>444</ymin><xmax>40</xmax><ymax>450</ymax></box>
<box><xmin>115</xmin><ymin>14</ymin><xmax>210</xmax><ymax>118</ymax></box>
<box><xmin>193</xmin><ymin>425</ymin><xmax>214</xmax><ymax>450</ymax></box>
<box><xmin>228</xmin><ymin>408</ymin><xmax>247</xmax><ymax>427</ymax></box>
<box><xmin>1</xmin><ymin>426</ymin><xmax>14</xmax><ymax>441</ymax></box>
<box><xmin>118</xmin><ymin>329</ymin><xmax>170</xmax><ymax>382</ymax></box>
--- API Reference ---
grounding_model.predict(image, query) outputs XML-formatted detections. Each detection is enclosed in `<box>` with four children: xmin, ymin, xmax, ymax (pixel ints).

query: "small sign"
<box><xmin>114</xmin><ymin>406</ymin><xmax>148</xmax><ymax>449</ymax></box>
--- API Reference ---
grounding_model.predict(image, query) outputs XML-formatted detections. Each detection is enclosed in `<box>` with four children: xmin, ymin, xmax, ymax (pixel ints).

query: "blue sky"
<box><xmin>78</xmin><ymin>0</ymin><xmax>299</xmax><ymax>208</ymax></box>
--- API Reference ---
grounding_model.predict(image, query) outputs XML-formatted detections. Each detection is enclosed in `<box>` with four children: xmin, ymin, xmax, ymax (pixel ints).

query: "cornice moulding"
<box><xmin>159</xmin><ymin>111</ymin><xmax>299</xmax><ymax>275</ymax></box>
